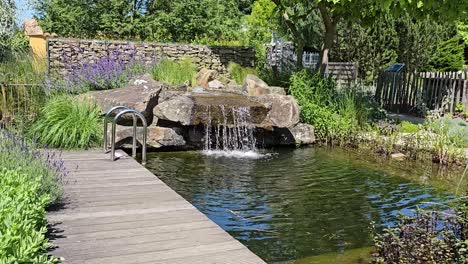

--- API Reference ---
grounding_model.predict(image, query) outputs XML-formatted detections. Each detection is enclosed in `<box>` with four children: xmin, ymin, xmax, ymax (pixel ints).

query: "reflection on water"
<box><xmin>146</xmin><ymin>147</ymin><xmax>464</xmax><ymax>263</ymax></box>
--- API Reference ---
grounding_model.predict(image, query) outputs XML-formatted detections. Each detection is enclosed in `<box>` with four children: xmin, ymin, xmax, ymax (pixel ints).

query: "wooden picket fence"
<box><xmin>375</xmin><ymin>71</ymin><xmax>468</xmax><ymax>114</ymax></box>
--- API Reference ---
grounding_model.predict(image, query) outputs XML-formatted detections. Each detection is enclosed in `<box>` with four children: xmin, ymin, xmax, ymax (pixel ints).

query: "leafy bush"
<box><xmin>227</xmin><ymin>62</ymin><xmax>257</xmax><ymax>84</ymax></box>
<box><xmin>152</xmin><ymin>58</ymin><xmax>196</xmax><ymax>86</ymax></box>
<box><xmin>0</xmin><ymin>168</ymin><xmax>56</xmax><ymax>264</ymax></box>
<box><xmin>429</xmin><ymin>117</ymin><xmax>468</xmax><ymax>148</ymax></box>
<box><xmin>289</xmin><ymin>70</ymin><xmax>376</xmax><ymax>143</ymax></box>
<box><xmin>429</xmin><ymin>35</ymin><xmax>465</xmax><ymax>72</ymax></box>
<box><xmin>0</xmin><ymin>130</ymin><xmax>67</xmax><ymax>263</ymax></box>
<box><xmin>29</xmin><ymin>95</ymin><xmax>102</xmax><ymax>149</ymax></box>
<box><xmin>0</xmin><ymin>130</ymin><xmax>67</xmax><ymax>202</ymax></box>
<box><xmin>372</xmin><ymin>205</ymin><xmax>467</xmax><ymax>264</ymax></box>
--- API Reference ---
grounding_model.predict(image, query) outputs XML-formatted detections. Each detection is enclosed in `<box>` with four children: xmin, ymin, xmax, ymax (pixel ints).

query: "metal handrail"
<box><xmin>104</xmin><ymin>106</ymin><xmax>147</xmax><ymax>165</ymax></box>
<box><xmin>104</xmin><ymin>106</ymin><xmax>130</xmax><ymax>152</ymax></box>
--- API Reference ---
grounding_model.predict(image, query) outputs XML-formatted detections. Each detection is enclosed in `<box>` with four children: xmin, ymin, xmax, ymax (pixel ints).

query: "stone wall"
<box><xmin>47</xmin><ymin>38</ymin><xmax>255</xmax><ymax>74</ymax></box>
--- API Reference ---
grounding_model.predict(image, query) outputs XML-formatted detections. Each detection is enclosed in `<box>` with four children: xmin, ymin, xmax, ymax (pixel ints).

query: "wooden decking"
<box><xmin>47</xmin><ymin>150</ymin><xmax>265</xmax><ymax>264</ymax></box>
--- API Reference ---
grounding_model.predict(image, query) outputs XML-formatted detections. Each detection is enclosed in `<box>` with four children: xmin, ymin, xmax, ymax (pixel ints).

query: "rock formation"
<box><xmin>86</xmin><ymin>70</ymin><xmax>315</xmax><ymax>150</ymax></box>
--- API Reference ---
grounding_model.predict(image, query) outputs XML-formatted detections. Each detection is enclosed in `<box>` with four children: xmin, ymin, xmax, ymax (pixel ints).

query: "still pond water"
<box><xmin>146</xmin><ymin>147</ymin><xmax>465</xmax><ymax>263</ymax></box>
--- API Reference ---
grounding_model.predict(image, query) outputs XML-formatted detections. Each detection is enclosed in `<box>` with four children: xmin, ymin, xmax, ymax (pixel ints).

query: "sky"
<box><xmin>15</xmin><ymin>0</ymin><xmax>35</xmax><ymax>25</ymax></box>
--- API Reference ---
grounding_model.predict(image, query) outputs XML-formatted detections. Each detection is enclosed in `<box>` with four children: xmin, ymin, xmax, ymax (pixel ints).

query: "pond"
<box><xmin>145</xmin><ymin>147</ymin><xmax>465</xmax><ymax>263</ymax></box>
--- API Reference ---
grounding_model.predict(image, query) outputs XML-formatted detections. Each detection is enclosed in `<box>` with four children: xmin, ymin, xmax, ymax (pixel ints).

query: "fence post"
<box><xmin>462</xmin><ymin>72</ymin><xmax>468</xmax><ymax>110</ymax></box>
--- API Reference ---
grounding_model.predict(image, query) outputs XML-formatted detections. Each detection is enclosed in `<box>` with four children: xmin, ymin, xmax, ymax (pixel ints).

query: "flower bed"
<box><xmin>0</xmin><ymin>130</ymin><xmax>67</xmax><ymax>263</ymax></box>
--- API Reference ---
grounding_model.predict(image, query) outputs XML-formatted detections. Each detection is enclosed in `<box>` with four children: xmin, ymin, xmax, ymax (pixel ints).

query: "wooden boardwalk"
<box><xmin>47</xmin><ymin>150</ymin><xmax>265</xmax><ymax>264</ymax></box>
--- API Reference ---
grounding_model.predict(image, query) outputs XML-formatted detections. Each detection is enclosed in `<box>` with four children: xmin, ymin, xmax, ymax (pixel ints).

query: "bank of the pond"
<box><xmin>146</xmin><ymin>147</ymin><xmax>464</xmax><ymax>263</ymax></box>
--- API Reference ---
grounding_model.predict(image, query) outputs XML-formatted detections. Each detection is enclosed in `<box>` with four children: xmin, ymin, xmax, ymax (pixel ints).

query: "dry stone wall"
<box><xmin>47</xmin><ymin>38</ymin><xmax>255</xmax><ymax>75</ymax></box>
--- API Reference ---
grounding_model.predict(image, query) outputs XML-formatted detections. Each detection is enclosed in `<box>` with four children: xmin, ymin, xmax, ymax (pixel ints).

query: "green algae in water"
<box><xmin>146</xmin><ymin>147</ymin><xmax>465</xmax><ymax>263</ymax></box>
<box><xmin>296</xmin><ymin>247</ymin><xmax>372</xmax><ymax>264</ymax></box>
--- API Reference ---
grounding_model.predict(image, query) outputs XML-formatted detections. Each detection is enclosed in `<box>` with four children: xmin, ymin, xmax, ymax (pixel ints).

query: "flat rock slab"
<box><xmin>48</xmin><ymin>150</ymin><xmax>265</xmax><ymax>264</ymax></box>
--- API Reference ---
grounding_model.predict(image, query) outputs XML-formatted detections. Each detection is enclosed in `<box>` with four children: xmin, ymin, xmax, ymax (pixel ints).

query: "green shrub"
<box><xmin>429</xmin><ymin>35</ymin><xmax>465</xmax><ymax>72</ymax></box>
<box><xmin>29</xmin><ymin>95</ymin><xmax>102</xmax><ymax>149</ymax></box>
<box><xmin>227</xmin><ymin>62</ymin><xmax>257</xmax><ymax>84</ymax></box>
<box><xmin>0</xmin><ymin>130</ymin><xmax>66</xmax><ymax>263</ymax></box>
<box><xmin>429</xmin><ymin>117</ymin><xmax>468</xmax><ymax>148</ymax></box>
<box><xmin>0</xmin><ymin>130</ymin><xmax>66</xmax><ymax>202</ymax></box>
<box><xmin>372</xmin><ymin>204</ymin><xmax>467</xmax><ymax>264</ymax></box>
<box><xmin>0</xmin><ymin>168</ymin><xmax>57</xmax><ymax>264</ymax></box>
<box><xmin>152</xmin><ymin>58</ymin><xmax>197</xmax><ymax>86</ymax></box>
<box><xmin>289</xmin><ymin>70</ymin><xmax>375</xmax><ymax>143</ymax></box>
<box><xmin>399</xmin><ymin>121</ymin><xmax>421</xmax><ymax>133</ymax></box>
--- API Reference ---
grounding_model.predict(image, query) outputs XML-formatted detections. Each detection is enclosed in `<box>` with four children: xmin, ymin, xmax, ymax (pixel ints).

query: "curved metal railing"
<box><xmin>103</xmin><ymin>106</ymin><xmax>147</xmax><ymax>165</ymax></box>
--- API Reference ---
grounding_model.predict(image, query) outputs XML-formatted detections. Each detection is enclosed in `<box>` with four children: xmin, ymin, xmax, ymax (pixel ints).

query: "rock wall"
<box><xmin>47</xmin><ymin>38</ymin><xmax>255</xmax><ymax>74</ymax></box>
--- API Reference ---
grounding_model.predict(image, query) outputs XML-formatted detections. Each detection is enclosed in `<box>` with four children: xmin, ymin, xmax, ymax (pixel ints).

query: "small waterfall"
<box><xmin>203</xmin><ymin>105</ymin><xmax>261</xmax><ymax>158</ymax></box>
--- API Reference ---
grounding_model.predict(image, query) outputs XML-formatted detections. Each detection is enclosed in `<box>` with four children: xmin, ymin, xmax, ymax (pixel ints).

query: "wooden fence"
<box><xmin>375</xmin><ymin>71</ymin><xmax>468</xmax><ymax>114</ymax></box>
<box><xmin>325</xmin><ymin>62</ymin><xmax>358</xmax><ymax>86</ymax></box>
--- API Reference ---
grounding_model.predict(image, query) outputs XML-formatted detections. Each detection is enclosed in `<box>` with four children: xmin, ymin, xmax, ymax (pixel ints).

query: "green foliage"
<box><xmin>399</xmin><ymin>121</ymin><xmax>421</xmax><ymax>133</ymax></box>
<box><xmin>29</xmin><ymin>95</ymin><xmax>102</xmax><ymax>149</ymax></box>
<box><xmin>33</xmin><ymin>0</ymin><xmax>245</xmax><ymax>44</ymax></box>
<box><xmin>428</xmin><ymin>117</ymin><xmax>468</xmax><ymax>149</ymax></box>
<box><xmin>0</xmin><ymin>0</ymin><xmax>16</xmax><ymax>60</ymax></box>
<box><xmin>429</xmin><ymin>35</ymin><xmax>465</xmax><ymax>72</ymax></box>
<box><xmin>152</xmin><ymin>59</ymin><xmax>196</xmax><ymax>86</ymax></box>
<box><xmin>227</xmin><ymin>62</ymin><xmax>257</xmax><ymax>84</ymax></box>
<box><xmin>0</xmin><ymin>53</ymin><xmax>48</xmax><ymax>127</ymax></box>
<box><xmin>244</xmin><ymin>0</ymin><xmax>277</xmax><ymax>47</ymax></box>
<box><xmin>0</xmin><ymin>168</ymin><xmax>57</xmax><ymax>264</ymax></box>
<box><xmin>289</xmin><ymin>70</ymin><xmax>376</xmax><ymax>143</ymax></box>
<box><xmin>0</xmin><ymin>52</ymin><xmax>46</xmax><ymax>84</ymax></box>
<box><xmin>333</xmin><ymin>15</ymin><xmax>398</xmax><ymax>83</ymax></box>
<box><xmin>372</xmin><ymin>206</ymin><xmax>467</xmax><ymax>264</ymax></box>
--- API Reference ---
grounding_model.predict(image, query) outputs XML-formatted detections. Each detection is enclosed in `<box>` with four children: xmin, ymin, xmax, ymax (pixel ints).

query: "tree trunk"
<box><xmin>296</xmin><ymin>42</ymin><xmax>304</xmax><ymax>69</ymax></box>
<box><xmin>317</xmin><ymin>3</ymin><xmax>338</xmax><ymax>75</ymax></box>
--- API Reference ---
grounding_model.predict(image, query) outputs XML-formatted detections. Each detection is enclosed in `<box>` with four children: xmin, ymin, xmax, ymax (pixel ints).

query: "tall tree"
<box><xmin>270</xmin><ymin>0</ymin><xmax>468</xmax><ymax>73</ymax></box>
<box><xmin>270</xmin><ymin>0</ymin><xmax>322</xmax><ymax>68</ymax></box>
<box><xmin>0</xmin><ymin>0</ymin><xmax>15</xmax><ymax>60</ymax></box>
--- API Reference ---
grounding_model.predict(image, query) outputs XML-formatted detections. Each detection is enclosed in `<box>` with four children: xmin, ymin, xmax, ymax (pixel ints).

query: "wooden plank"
<box><xmin>47</xmin><ymin>151</ymin><xmax>266</xmax><ymax>264</ymax></box>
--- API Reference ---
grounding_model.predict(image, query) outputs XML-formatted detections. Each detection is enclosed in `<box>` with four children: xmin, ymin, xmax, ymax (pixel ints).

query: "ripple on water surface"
<box><xmin>146</xmin><ymin>147</ymin><xmax>463</xmax><ymax>263</ymax></box>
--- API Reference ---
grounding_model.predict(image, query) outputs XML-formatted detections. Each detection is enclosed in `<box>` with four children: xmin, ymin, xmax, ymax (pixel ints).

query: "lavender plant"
<box><xmin>49</xmin><ymin>44</ymin><xmax>150</xmax><ymax>93</ymax></box>
<box><xmin>0</xmin><ymin>129</ymin><xmax>67</xmax><ymax>263</ymax></box>
<box><xmin>0</xmin><ymin>129</ymin><xmax>68</xmax><ymax>202</ymax></box>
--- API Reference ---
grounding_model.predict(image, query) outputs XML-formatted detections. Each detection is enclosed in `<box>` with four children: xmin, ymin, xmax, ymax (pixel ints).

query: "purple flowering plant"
<box><xmin>48</xmin><ymin>44</ymin><xmax>152</xmax><ymax>93</ymax></box>
<box><xmin>0</xmin><ymin>129</ymin><xmax>68</xmax><ymax>202</ymax></box>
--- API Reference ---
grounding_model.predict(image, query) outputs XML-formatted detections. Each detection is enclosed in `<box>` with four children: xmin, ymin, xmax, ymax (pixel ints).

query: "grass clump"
<box><xmin>152</xmin><ymin>58</ymin><xmax>196</xmax><ymax>86</ymax></box>
<box><xmin>227</xmin><ymin>62</ymin><xmax>257</xmax><ymax>84</ymax></box>
<box><xmin>29</xmin><ymin>95</ymin><xmax>102</xmax><ymax>149</ymax></box>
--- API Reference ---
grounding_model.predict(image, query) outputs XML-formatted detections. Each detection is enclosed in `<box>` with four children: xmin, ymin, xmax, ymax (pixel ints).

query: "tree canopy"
<box><xmin>33</xmin><ymin>0</ymin><xmax>247</xmax><ymax>43</ymax></box>
<box><xmin>0</xmin><ymin>0</ymin><xmax>16</xmax><ymax>59</ymax></box>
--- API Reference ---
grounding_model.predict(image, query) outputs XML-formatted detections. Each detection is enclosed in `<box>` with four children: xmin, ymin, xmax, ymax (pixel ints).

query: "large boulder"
<box><xmin>289</xmin><ymin>123</ymin><xmax>315</xmax><ymax>145</ymax></box>
<box><xmin>154</xmin><ymin>95</ymin><xmax>195</xmax><ymax>126</ymax></box>
<box><xmin>83</xmin><ymin>74</ymin><xmax>166</xmax><ymax>125</ymax></box>
<box><xmin>154</xmin><ymin>92</ymin><xmax>270</xmax><ymax>126</ymax></box>
<box><xmin>243</xmin><ymin>74</ymin><xmax>286</xmax><ymax>96</ymax></box>
<box><xmin>257</xmin><ymin>94</ymin><xmax>300</xmax><ymax>128</ymax></box>
<box><xmin>196</xmin><ymin>68</ymin><xmax>218</xmax><ymax>88</ymax></box>
<box><xmin>208</xmin><ymin>80</ymin><xmax>225</xmax><ymax>89</ymax></box>
<box><xmin>109</xmin><ymin>126</ymin><xmax>186</xmax><ymax>149</ymax></box>
<box><xmin>243</xmin><ymin>74</ymin><xmax>269</xmax><ymax>96</ymax></box>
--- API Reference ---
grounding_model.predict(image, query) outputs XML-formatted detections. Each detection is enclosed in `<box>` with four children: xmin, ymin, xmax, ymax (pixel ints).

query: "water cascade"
<box><xmin>203</xmin><ymin>105</ymin><xmax>261</xmax><ymax>158</ymax></box>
